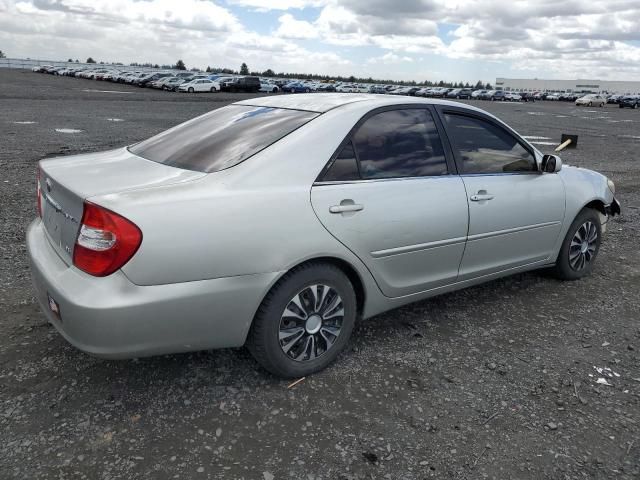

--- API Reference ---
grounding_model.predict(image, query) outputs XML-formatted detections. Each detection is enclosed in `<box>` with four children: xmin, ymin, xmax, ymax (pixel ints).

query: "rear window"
<box><xmin>129</xmin><ymin>105</ymin><xmax>318</xmax><ymax>173</ymax></box>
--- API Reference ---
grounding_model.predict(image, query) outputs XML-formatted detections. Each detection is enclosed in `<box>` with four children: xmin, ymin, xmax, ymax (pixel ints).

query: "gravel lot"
<box><xmin>1</xmin><ymin>69</ymin><xmax>639</xmax><ymax>479</ymax></box>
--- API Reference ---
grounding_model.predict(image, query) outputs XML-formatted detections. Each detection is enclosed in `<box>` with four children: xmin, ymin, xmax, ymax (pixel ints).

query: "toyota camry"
<box><xmin>28</xmin><ymin>94</ymin><xmax>621</xmax><ymax>378</ymax></box>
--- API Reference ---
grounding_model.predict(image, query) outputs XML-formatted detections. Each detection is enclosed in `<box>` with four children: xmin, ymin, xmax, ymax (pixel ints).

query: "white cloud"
<box><xmin>367</xmin><ymin>52</ymin><xmax>414</xmax><ymax>64</ymax></box>
<box><xmin>275</xmin><ymin>13</ymin><xmax>318</xmax><ymax>39</ymax></box>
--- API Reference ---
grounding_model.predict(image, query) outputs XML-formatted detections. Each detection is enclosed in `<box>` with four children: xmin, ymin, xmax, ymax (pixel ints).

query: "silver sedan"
<box><xmin>28</xmin><ymin>94</ymin><xmax>621</xmax><ymax>377</ymax></box>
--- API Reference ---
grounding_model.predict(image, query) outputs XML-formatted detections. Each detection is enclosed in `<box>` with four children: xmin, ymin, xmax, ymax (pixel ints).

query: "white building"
<box><xmin>495</xmin><ymin>77</ymin><xmax>640</xmax><ymax>95</ymax></box>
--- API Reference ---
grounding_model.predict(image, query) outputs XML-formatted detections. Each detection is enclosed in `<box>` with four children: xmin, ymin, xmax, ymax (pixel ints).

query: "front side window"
<box><xmin>130</xmin><ymin>105</ymin><xmax>318</xmax><ymax>173</ymax></box>
<box><xmin>444</xmin><ymin>113</ymin><xmax>536</xmax><ymax>174</ymax></box>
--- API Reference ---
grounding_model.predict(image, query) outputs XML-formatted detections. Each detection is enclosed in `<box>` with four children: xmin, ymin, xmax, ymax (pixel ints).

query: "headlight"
<box><xmin>607</xmin><ymin>178</ymin><xmax>616</xmax><ymax>194</ymax></box>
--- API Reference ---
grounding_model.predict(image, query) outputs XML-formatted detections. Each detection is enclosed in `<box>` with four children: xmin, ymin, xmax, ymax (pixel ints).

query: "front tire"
<box><xmin>553</xmin><ymin>208</ymin><xmax>602</xmax><ymax>281</ymax></box>
<box><xmin>247</xmin><ymin>262</ymin><xmax>357</xmax><ymax>378</ymax></box>
<box><xmin>188</xmin><ymin>87</ymin><xmax>194</xmax><ymax>93</ymax></box>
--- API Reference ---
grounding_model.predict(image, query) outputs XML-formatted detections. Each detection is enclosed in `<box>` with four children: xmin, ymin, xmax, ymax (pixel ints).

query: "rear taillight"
<box><xmin>36</xmin><ymin>166</ymin><xmax>42</xmax><ymax>218</ymax></box>
<box><xmin>73</xmin><ymin>201</ymin><xmax>142</xmax><ymax>277</ymax></box>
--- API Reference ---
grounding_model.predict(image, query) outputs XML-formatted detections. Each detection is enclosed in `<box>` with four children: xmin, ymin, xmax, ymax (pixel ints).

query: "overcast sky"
<box><xmin>1</xmin><ymin>0</ymin><xmax>640</xmax><ymax>82</ymax></box>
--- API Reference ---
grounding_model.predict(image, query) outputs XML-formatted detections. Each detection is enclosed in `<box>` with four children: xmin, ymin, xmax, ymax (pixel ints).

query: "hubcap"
<box><xmin>569</xmin><ymin>221</ymin><xmax>598</xmax><ymax>271</ymax></box>
<box><xmin>305</xmin><ymin>314</ymin><xmax>322</xmax><ymax>334</ymax></box>
<box><xmin>279</xmin><ymin>284</ymin><xmax>344</xmax><ymax>362</ymax></box>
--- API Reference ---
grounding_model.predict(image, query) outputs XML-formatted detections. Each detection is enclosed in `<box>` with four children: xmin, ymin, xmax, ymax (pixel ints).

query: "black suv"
<box><xmin>220</xmin><ymin>76</ymin><xmax>260</xmax><ymax>93</ymax></box>
<box><xmin>619</xmin><ymin>96</ymin><xmax>640</xmax><ymax>109</ymax></box>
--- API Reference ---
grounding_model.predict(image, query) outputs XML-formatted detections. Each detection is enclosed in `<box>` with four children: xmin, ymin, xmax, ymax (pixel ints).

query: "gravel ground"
<box><xmin>1</xmin><ymin>69</ymin><xmax>639</xmax><ymax>480</ymax></box>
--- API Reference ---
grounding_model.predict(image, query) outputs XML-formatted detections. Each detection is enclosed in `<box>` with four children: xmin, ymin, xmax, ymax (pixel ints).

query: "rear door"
<box><xmin>311</xmin><ymin>106</ymin><xmax>469</xmax><ymax>298</ymax></box>
<box><xmin>436</xmin><ymin>107</ymin><xmax>565</xmax><ymax>280</ymax></box>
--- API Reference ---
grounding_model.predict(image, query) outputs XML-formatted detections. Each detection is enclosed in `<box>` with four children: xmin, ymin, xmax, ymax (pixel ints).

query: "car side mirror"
<box><xmin>541</xmin><ymin>154</ymin><xmax>562</xmax><ymax>173</ymax></box>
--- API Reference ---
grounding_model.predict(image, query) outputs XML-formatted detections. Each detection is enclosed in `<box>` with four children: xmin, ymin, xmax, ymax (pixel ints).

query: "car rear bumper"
<box><xmin>27</xmin><ymin>219</ymin><xmax>279</xmax><ymax>359</ymax></box>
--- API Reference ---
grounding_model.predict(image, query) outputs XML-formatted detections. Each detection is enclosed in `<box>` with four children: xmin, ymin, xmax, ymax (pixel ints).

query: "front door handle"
<box><xmin>329</xmin><ymin>203</ymin><xmax>364</xmax><ymax>214</ymax></box>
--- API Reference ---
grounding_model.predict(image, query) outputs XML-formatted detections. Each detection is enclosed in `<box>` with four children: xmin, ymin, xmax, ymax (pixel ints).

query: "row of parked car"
<box><xmin>32</xmin><ymin>65</ymin><xmax>272</xmax><ymax>93</ymax></box>
<box><xmin>32</xmin><ymin>65</ymin><xmax>640</xmax><ymax>108</ymax></box>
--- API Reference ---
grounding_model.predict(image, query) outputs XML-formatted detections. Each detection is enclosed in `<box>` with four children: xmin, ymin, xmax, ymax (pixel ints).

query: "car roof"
<box><xmin>234</xmin><ymin>93</ymin><xmax>489</xmax><ymax>114</ymax></box>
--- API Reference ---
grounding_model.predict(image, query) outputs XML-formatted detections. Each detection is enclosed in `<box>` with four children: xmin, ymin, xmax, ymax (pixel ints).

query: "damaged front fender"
<box><xmin>606</xmin><ymin>198</ymin><xmax>621</xmax><ymax>217</ymax></box>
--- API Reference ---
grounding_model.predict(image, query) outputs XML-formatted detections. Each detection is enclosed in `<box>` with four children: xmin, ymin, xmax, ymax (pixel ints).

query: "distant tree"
<box><xmin>0</xmin><ymin>50</ymin><xmax>6</xmax><ymax>59</ymax></box>
<box><xmin>261</xmin><ymin>68</ymin><xmax>274</xmax><ymax>77</ymax></box>
<box><xmin>153</xmin><ymin>64</ymin><xmax>159</xmax><ymax>68</ymax></box>
<box><xmin>75</xmin><ymin>59</ymin><xmax>79</xmax><ymax>63</ymax></box>
<box><xmin>240</xmin><ymin>62</ymin><xmax>249</xmax><ymax>75</ymax></box>
<box><xmin>99</xmin><ymin>61</ymin><xmax>104</xmax><ymax>64</ymax></box>
<box><xmin>205</xmin><ymin>66</ymin><xmax>212</xmax><ymax>72</ymax></box>
<box><xmin>485</xmin><ymin>82</ymin><xmax>493</xmax><ymax>89</ymax></box>
<box><xmin>175</xmin><ymin>59</ymin><xmax>186</xmax><ymax>70</ymax></box>
<box><xmin>67</xmin><ymin>58</ymin><xmax>73</xmax><ymax>62</ymax></box>
<box><xmin>86</xmin><ymin>57</ymin><xmax>96</xmax><ymax>63</ymax></box>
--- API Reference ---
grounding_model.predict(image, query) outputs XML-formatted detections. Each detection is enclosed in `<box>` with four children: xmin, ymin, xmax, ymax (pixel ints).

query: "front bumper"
<box><xmin>27</xmin><ymin>219</ymin><xmax>279</xmax><ymax>359</ymax></box>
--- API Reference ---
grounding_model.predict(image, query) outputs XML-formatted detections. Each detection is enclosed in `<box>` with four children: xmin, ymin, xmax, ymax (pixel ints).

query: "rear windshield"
<box><xmin>129</xmin><ymin>105</ymin><xmax>318</xmax><ymax>173</ymax></box>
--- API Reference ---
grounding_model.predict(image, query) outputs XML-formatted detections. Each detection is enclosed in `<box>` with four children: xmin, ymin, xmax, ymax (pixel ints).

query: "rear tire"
<box><xmin>553</xmin><ymin>208</ymin><xmax>602</xmax><ymax>281</ymax></box>
<box><xmin>247</xmin><ymin>262</ymin><xmax>357</xmax><ymax>378</ymax></box>
<box><xmin>188</xmin><ymin>87</ymin><xmax>194</xmax><ymax>93</ymax></box>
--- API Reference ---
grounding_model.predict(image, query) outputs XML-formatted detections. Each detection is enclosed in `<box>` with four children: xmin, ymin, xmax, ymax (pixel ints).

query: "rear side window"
<box><xmin>321</xmin><ymin>108</ymin><xmax>447</xmax><ymax>181</ymax></box>
<box><xmin>353</xmin><ymin>109</ymin><xmax>447</xmax><ymax>179</ymax></box>
<box><xmin>323</xmin><ymin>142</ymin><xmax>359</xmax><ymax>181</ymax></box>
<box><xmin>444</xmin><ymin>113</ymin><xmax>536</xmax><ymax>174</ymax></box>
<box><xmin>130</xmin><ymin>105</ymin><xmax>318</xmax><ymax>173</ymax></box>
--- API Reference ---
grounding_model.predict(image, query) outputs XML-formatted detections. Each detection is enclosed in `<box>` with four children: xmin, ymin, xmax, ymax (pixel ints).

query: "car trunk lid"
<box><xmin>38</xmin><ymin>147</ymin><xmax>205</xmax><ymax>265</ymax></box>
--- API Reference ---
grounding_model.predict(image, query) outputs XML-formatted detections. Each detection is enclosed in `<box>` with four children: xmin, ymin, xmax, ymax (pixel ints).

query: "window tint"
<box><xmin>323</xmin><ymin>142</ymin><xmax>359</xmax><ymax>181</ymax></box>
<box><xmin>130</xmin><ymin>105</ymin><xmax>318</xmax><ymax>173</ymax></box>
<box><xmin>444</xmin><ymin>114</ymin><xmax>535</xmax><ymax>174</ymax></box>
<box><xmin>352</xmin><ymin>109</ymin><xmax>447</xmax><ymax>179</ymax></box>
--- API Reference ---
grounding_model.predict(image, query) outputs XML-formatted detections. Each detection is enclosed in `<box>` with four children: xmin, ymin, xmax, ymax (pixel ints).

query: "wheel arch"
<box><xmin>582</xmin><ymin>199</ymin><xmax>606</xmax><ymax>216</ymax></box>
<box><xmin>272</xmin><ymin>257</ymin><xmax>366</xmax><ymax>317</ymax></box>
<box><xmin>242</xmin><ymin>255</ymin><xmax>369</xmax><ymax>348</ymax></box>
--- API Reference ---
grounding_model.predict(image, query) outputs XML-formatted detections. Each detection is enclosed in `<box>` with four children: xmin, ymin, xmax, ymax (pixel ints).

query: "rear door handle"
<box><xmin>329</xmin><ymin>204</ymin><xmax>364</xmax><ymax>214</ymax></box>
<box><xmin>470</xmin><ymin>194</ymin><xmax>495</xmax><ymax>202</ymax></box>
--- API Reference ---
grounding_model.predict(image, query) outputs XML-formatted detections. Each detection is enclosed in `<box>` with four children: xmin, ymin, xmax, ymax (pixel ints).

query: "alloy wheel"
<box><xmin>569</xmin><ymin>221</ymin><xmax>598</xmax><ymax>271</ymax></box>
<box><xmin>278</xmin><ymin>284</ymin><xmax>344</xmax><ymax>362</ymax></box>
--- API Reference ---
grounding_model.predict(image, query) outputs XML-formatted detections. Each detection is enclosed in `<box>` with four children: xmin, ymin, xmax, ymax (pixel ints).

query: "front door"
<box><xmin>438</xmin><ymin>109</ymin><xmax>565</xmax><ymax>280</ymax></box>
<box><xmin>311</xmin><ymin>107</ymin><xmax>469</xmax><ymax>298</ymax></box>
